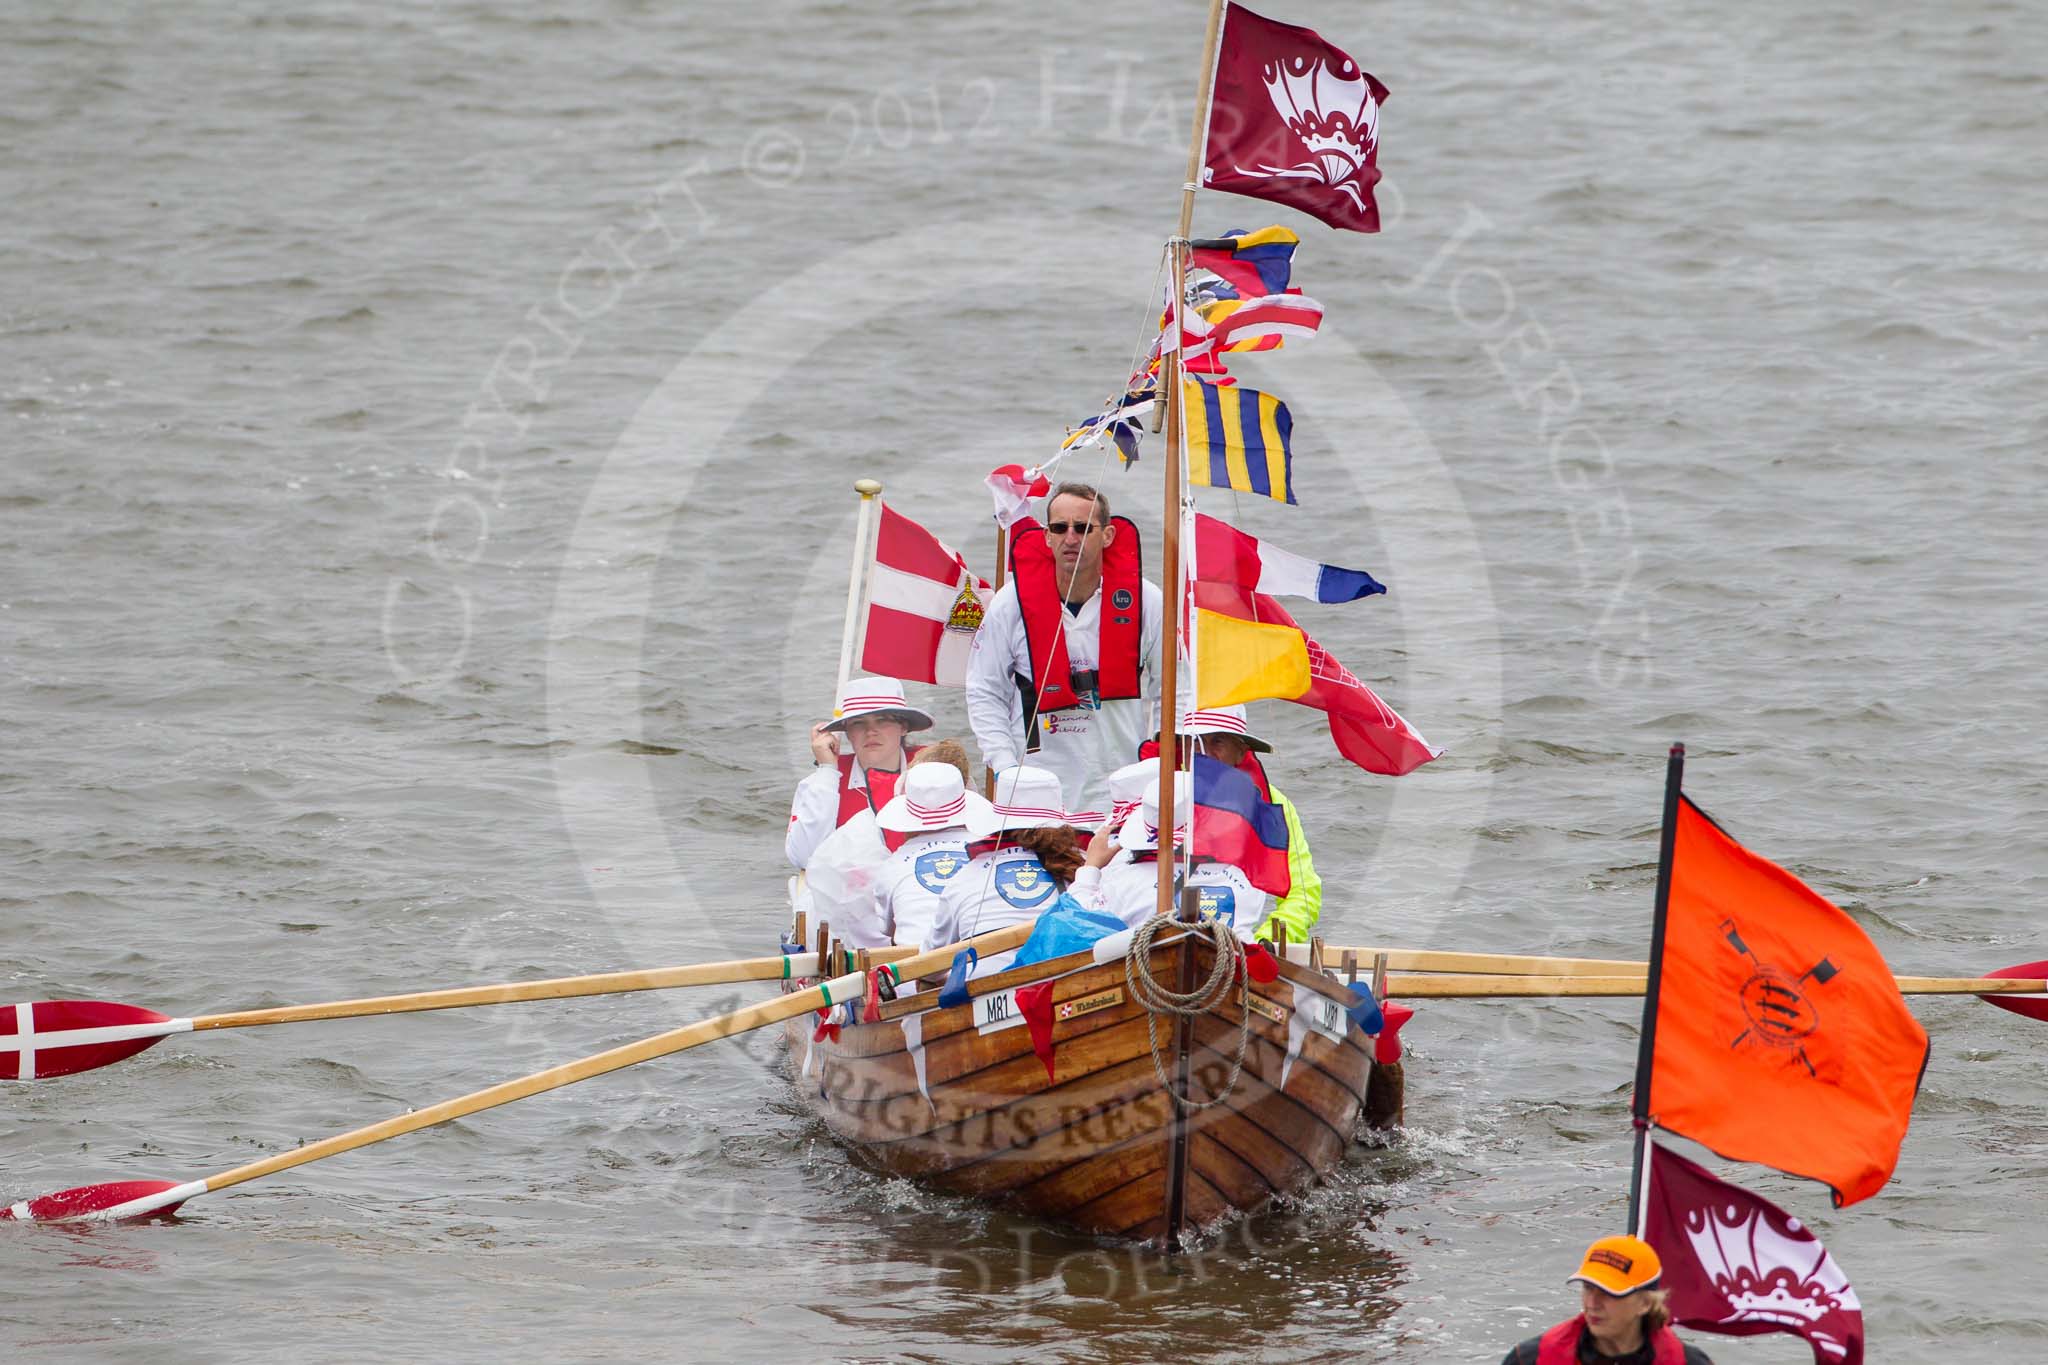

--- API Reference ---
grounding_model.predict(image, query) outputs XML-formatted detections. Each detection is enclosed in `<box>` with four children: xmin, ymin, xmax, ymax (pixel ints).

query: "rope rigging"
<box><xmin>1125</xmin><ymin>914</ymin><xmax>1250</xmax><ymax>1112</ymax></box>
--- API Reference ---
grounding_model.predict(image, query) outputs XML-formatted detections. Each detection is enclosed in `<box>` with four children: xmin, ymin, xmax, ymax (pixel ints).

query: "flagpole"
<box><xmin>835</xmin><ymin>478</ymin><xmax>883</xmax><ymax>706</ymax></box>
<box><xmin>1155</xmin><ymin>0</ymin><xmax>1230</xmax><ymax>1255</ymax></box>
<box><xmin>1152</xmin><ymin>0</ymin><xmax>1228</xmax><ymax>925</ymax></box>
<box><xmin>987</xmin><ymin>522</ymin><xmax>1008</xmax><ymax>800</ymax></box>
<box><xmin>1627</xmin><ymin>741</ymin><xmax>1685</xmax><ymax>1230</ymax></box>
<box><xmin>1633</xmin><ymin>1125</ymin><xmax>1655</xmax><ymax>1238</ymax></box>
<box><xmin>1179</xmin><ymin>0</ymin><xmax>1229</xmax><ymax>240</ymax></box>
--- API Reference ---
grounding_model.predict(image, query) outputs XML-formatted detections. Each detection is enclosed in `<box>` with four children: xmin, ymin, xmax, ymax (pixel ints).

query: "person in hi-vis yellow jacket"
<box><xmin>1177</xmin><ymin>704</ymin><xmax>1322</xmax><ymax>943</ymax></box>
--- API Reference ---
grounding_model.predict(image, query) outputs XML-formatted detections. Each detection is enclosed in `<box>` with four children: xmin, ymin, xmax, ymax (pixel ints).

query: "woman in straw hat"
<box><xmin>785</xmin><ymin>676</ymin><xmax>933</xmax><ymax>872</ymax></box>
<box><xmin>924</xmin><ymin>765</ymin><xmax>1086</xmax><ymax>978</ymax></box>
<box><xmin>1067</xmin><ymin>767</ymin><xmax>1272</xmax><ymax>936</ymax></box>
<box><xmin>1501</xmin><ymin>1235</ymin><xmax>1712</xmax><ymax>1364</ymax></box>
<box><xmin>871</xmin><ymin>761</ymin><xmax>991</xmax><ymax>950</ymax></box>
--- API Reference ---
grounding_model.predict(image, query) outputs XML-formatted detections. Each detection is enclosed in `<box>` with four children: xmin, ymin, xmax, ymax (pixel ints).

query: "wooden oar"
<box><xmin>1377</xmin><ymin>968</ymin><xmax>2048</xmax><ymax>1010</ymax></box>
<box><xmin>0</xmin><ymin>948</ymin><xmax>913</xmax><ymax>1082</ymax></box>
<box><xmin>1312</xmin><ymin>948</ymin><xmax>2048</xmax><ymax>1020</ymax></box>
<box><xmin>0</xmin><ymin>923</ymin><xmax>1031</xmax><ymax>1223</ymax></box>
<box><xmin>1302</xmin><ymin>946</ymin><xmax>1647</xmax><ymax>976</ymax></box>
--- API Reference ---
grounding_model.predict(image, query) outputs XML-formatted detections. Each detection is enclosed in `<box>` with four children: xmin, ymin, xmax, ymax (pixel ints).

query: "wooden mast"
<box><xmin>1153</xmin><ymin>0</ymin><xmax>1228</xmax><ymax>923</ymax></box>
<box><xmin>1159</xmin><ymin>0</ymin><xmax>1230</xmax><ymax>1252</ymax></box>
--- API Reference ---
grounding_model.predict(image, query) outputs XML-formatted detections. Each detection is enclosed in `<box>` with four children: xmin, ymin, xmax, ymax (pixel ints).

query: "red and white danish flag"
<box><xmin>859</xmin><ymin>503</ymin><xmax>989</xmax><ymax>688</ymax></box>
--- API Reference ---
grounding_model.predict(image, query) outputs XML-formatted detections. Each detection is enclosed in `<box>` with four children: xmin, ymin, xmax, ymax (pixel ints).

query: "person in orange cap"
<box><xmin>1500</xmin><ymin>1234</ymin><xmax>1713</xmax><ymax>1364</ymax></box>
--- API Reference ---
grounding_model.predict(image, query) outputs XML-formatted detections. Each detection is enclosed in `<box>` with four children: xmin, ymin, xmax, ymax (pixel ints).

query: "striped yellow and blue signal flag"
<box><xmin>1182</xmin><ymin>379</ymin><xmax>1295</xmax><ymax>505</ymax></box>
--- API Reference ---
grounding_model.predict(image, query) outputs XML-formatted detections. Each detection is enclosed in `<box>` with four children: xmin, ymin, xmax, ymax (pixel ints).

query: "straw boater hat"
<box><xmin>1105</xmin><ymin>758</ymin><xmax>1158</xmax><ymax>832</ymax></box>
<box><xmin>967</xmin><ymin>765</ymin><xmax>1068</xmax><ymax>838</ymax></box>
<box><xmin>823</xmin><ymin>676</ymin><xmax>934</xmax><ymax>733</ymax></box>
<box><xmin>1177</xmin><ymin>704</ymin><xmax>1273</xmax><ymax>754</ymax></box>
<box><xmin>1566</xmin><ymin>1235</ymin><xmax>1663</xmax><ymax>1297</ymax></box>
<box><xmin>875</xmin><ymin>762</ymin><xmax>994</xmax><ymax>834</ymax></box>
<box><xmin>1117</xmin><ymin>770</ymin><xmax>1192</xmax><ymax>852</ymax></box>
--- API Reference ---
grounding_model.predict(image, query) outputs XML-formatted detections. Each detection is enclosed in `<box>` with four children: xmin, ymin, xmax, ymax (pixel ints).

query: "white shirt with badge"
<box><xmin>872</xmin><ymin>829</ymin><xmax>973</xmax><ymax>948</ymax></box>
<box><xmin>1068</xmin><ymin>856</ymin><xmax>1270</xmax><ymax>936</ymax></box>
<box><xmin>925</xmin><ymin>844</ymin><xmax>1065</xmax><ymax>977</ymax></box>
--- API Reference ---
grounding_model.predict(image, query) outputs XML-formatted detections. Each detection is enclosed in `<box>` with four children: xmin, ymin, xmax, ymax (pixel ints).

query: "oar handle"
<box><xmin>1306</xmin><ymin>946</ymin><xmax>1646</xmax><ymax>976</ymax></box>
<box><xmin>193</xmin><ymin>922</ymin><xmax>1030</xmax><ymax>1197</ymax></box>
<box><xmin>188</xmin><ymin>952</ymin><xmax>906</xmax><ymax>1031</ymax></box>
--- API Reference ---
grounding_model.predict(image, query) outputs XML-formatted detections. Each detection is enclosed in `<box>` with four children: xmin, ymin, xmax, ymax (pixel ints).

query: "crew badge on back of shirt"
<box><xmin>914</xmin><ymin>847</ymin><xmax>969</xmax><ymax>894</ymax></box>
<box><xmin>1195</xmin><ymin>883</ymin><xmax>1238</xmax><ymax>926</ymax></box>
<box><xmin>994</xmin><ymin>859</ymin><xmax>1057</xmax><ymax>910</ymax></box>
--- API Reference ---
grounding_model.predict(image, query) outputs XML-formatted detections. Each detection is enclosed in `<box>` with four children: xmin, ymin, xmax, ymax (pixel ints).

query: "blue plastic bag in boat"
<box><xmin>1009</xmin><ymin>896</ymin><xmax>1127</xmax><ymax>971</ymax></box>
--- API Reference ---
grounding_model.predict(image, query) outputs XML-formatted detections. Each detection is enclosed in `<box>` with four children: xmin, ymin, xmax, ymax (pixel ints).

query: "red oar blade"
<box><xmin>1</xmin><ymin>1179</ymin><xmax>199</xmax><ymax>1223</ymax></box>
<box><xmin>1</xmin><ymin>1001</ymin><xmax>185</xmax><ymax>1080</ymax></box>
<box><xmin>1980</xmin><ymin>960</ymin><xmax>2048</xmax><ymax>1022</ymax></box>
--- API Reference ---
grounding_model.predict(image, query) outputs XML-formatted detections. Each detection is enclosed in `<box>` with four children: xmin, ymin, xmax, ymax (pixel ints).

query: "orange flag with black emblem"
<box><xmin>1634</xmin><ymin>749</ymin><xmax>1929</xmax><ymax>1207</ymax></box>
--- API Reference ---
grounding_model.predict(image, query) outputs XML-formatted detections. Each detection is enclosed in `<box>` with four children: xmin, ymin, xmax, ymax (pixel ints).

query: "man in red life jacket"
<box><xmin>785</xmin><ymin>676</ymin><xmax>932</xmax><ymax>871</ymax></box>
<box><xmin>966</xmin><ymin>482</ymin><xmax>1161</xmax><ymax>830</ymax></box>
<box><xmin>1502</xmin><ymin>1235</ymin><xmax>1713</xmax><ymax>1365</ymax></box>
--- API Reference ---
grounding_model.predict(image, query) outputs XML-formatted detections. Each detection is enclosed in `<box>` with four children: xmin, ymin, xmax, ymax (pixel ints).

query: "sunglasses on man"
<box><xmin>1044</xmin><ymin>520</ymin><xmax>1105</xmax><ymax>537</ymax></box>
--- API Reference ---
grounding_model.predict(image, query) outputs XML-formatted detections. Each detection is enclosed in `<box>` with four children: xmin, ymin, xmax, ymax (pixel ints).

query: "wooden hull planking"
<box><xmin>782</xmin><ymin>934</ymin><xmax>1400</xmax><ymax>1246</ymax></box>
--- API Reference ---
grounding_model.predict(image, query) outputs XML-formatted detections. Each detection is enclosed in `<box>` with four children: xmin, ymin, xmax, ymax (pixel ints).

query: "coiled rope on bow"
<box><xmin>1125</xmin><ymin>915</ymin><xmax>1251</xmax><ymax>1112</ymax></box>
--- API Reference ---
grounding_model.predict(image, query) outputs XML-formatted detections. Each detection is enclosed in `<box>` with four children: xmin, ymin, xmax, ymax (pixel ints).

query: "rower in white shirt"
<box><xmin>871</xmin><ymin>762</ymin><xmax>988</xmax><ymax>950</ymax></box>
<box><xmin>925</xmin><ymin>765</ymin><xmax>1085</xmax><ymax>978</ymax></box>
<box><xmin>1066</xmin><ymin>770</ymin><xmax>1271</xmax><ymax>936</ymax></box>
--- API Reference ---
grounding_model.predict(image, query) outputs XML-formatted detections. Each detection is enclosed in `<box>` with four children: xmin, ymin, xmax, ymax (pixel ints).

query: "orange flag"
<box><xmin>1639</xmin><ymin>790</ymin><xmax>1929</xmax><ymax>1206</ymax></box>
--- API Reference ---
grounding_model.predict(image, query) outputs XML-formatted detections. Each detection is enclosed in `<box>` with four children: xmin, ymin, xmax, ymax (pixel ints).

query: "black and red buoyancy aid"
<box><xmin>833</xmin><ymin>748</ymin><xmax>922</xmax><ymax>827</ymax></box>
<box><xmin>1008</xmin><ymin>516</ymin><xmax>1144</xmax><ymax>718</ymax></box>
<box><xmin>1535</xmin><ymin>1318</ymin><xmax>1687</xmax><ymax>1365</ymax></box>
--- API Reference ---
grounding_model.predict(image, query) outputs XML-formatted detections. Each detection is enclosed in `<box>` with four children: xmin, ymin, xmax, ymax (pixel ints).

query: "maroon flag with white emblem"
<box><xmin>1641</xmin><ymin>1141</ymin><xmax>1866</xmax><ymax>1365</ymax></box>
<box><xmin>1201</xmin><ymin>3</ymin><xmax>1389</xmax><ymax>233</ymax></box>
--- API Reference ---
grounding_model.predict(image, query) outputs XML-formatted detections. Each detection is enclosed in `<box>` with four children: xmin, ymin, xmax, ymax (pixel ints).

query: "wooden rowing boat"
<box><xmin>783</xmin><ymin>925</ymin><xmax>1402</xmax><ymax>1247</ymax></box>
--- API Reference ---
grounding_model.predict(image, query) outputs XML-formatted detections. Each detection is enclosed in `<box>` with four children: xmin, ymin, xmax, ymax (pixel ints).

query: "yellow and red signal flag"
<box><xmin>1187</xmin><ymin>514</ymin><xmax>1436</xmax><ymax>776</ymax></box>
<box><xmin>1634</xmin><ymin>746</ymin><xmax>1929</xmax><ymax>1207</ymax></box>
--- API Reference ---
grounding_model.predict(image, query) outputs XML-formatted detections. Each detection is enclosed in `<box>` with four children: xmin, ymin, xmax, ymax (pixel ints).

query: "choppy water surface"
<box><xmin>3</xmin><ymin>1</ymin><xmax>2044</xmax><ymax>1360</ymax></box>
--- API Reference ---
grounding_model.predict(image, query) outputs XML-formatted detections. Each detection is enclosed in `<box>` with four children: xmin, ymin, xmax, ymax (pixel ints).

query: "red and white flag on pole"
<box><xmin>1201</xmin><ymin>3</ymin><xmax>1390</xmax><ymax>233</ymax></box>
<box><xmin>859</xmin><ymin>503</ymin><xmax>989</xmax><ymax>687</ymax></box>
<box><xmin>1641</xmin><ymin>1140</ymin><xmax>1867</xmax><ymax>1365</ymax></box>
<box><xmin>985</xmin><ymin>463</ymin><xmax>1050</xmax><ymax>530</ymax></box>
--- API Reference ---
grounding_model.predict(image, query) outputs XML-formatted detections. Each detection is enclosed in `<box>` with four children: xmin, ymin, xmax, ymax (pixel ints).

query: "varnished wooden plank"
<box><xmin>921</xmin><ymin>1061</ymin><xmax>1180</xmax><ymax>1196</ymax></box>
<box><xmin>1187</xmin><ymin>1025</ymin><xmax>1357</xmax><ymax>1154</ymax></box>
<box><xmin>1186</xmin><ymin>1124</ymin><xmax>1275</xmax><ymax>1211</ymax></box>
<box><xmin>1077</xmin><ymin>1164</ymin><xmax>1171</xmax><ymax>1241</ymax></box>
<box><xmin>1019</xmin><ymin>1140</ymin><xmax>1170</xmax><ymax>1222</ymax></box>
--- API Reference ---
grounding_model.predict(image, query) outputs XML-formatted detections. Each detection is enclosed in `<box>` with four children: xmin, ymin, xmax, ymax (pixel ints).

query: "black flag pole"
<box><xmin>1627</xmin><ymin>741</ymin><xmax>1685</xmax><ymax>1232</ymax></box>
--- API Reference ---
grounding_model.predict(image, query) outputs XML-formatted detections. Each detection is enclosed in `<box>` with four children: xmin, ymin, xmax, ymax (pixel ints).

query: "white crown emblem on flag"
<box><xmin>1684</xmin><ymin>1204</ymin><xmax>1862</xmax><ymax>1356</ymax></box>
<box><xmin>1226</xmin><ymin>54</ymin><xmax>1382</xmax><ymax>211</ymax></box>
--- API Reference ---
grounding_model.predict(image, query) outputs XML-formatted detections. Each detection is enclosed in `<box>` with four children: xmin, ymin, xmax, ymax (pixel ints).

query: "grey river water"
<box><xmin>3</xmin><ymin>1</ymin><xmax>2044</xmax><ymax>1360</ymax></box>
